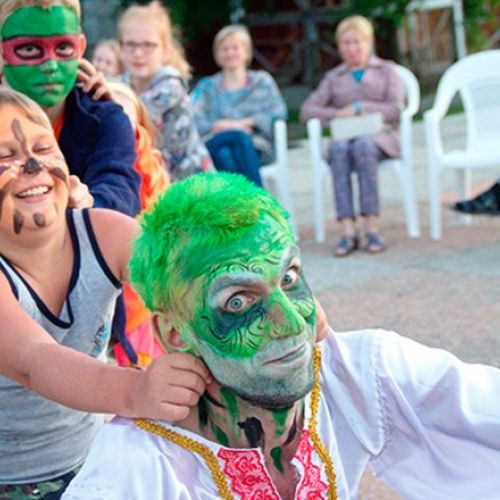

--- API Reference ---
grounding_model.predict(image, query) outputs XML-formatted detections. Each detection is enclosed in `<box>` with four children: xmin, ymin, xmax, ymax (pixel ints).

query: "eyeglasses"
<box><xmin>121</xmin><ymin>41</ymin><xmax>159</xmax><ymax>54</ymax></box>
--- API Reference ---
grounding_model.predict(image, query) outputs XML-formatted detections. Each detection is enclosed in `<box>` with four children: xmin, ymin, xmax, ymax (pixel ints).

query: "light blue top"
<box><xmin>191</xmin><ymin>70</ymin><xmax>287</xmax><ymax>162</ymax></box>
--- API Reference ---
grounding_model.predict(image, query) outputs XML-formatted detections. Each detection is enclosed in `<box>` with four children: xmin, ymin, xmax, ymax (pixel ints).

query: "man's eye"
<box><xmin>225</xmin><ymin>294</ymin><xmax>253</xmax><ymax>313</ymax></box>
<box><xmin>14</xmin><ymin>44</ymin><xmax>42</xmax><ymax>60</ymax></box>
<box><xmin>281</xmin><ymin>268</ymin><xmax>300</xmax><ymax>290</ymax></box>
<box><xmin>55</xmin><ymin>42</ymin><xmax>76</xmax><ymax>58</ymax></box>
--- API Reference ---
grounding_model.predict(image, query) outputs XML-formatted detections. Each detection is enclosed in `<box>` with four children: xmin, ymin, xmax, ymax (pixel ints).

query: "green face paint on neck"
<box><xmin>1</xmin><ymin>6</ymin><xmax>81</xmax><ymax>107</ymax></box>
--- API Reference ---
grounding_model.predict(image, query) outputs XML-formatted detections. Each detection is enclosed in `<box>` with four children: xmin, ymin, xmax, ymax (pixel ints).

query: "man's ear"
<box><xmin>77</xmin><ymin>34</ymin><xmax>87</xmax><ymax>59</ymax></box>
<box><xmin>152</xmin><ymin>311</ymin><xmax>190</xmax><ymax>353</ymax></box>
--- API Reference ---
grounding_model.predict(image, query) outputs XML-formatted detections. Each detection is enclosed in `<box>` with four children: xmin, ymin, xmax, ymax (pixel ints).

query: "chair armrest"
<box><xmin>273</xmin><ymin>119</ymin><xmax>287</xmax><ymax>166</ymax></box>
<box><xmin>399</xmin><ymin>109</ymin><xmax>413</xmax><ymax>164</ymax></box>
<box><xmin>424</xmin><ymin>109</ymin><xmax>444</xmax><ymax>161</ymax></box>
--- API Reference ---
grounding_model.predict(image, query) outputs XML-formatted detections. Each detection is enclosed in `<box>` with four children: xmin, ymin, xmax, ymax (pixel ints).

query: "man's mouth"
<box><xmin>263</xmin><ymin>343</ymin><xmax>307</xmax><ymax>365</ymax></box>
<box><xmin>15</xmin><ymin>185</ymin><xmax>51</xmax><ymax>199</ymax></box>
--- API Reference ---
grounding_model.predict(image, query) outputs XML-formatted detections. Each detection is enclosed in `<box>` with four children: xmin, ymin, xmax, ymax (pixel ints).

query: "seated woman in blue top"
<box><xmin>191</xmin><ymin>25</ymin><xmax>287</xmax><ymax>187</ymax></box>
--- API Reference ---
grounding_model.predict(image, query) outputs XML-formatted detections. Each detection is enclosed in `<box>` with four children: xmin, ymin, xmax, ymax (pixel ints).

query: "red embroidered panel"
<box><xmin>295</xmin><ymin>429</ymin><xmax>328</xmax><ymax>499</ymax></box>
<box><xmin>217</xmin><ymin>429</ymin><xmax>327</xmax><ymax>499</ymax></box>
<box><xmin>218</xmin><ymin>448</ymin><xmax>280</xmax><ymax>500</ymax></box>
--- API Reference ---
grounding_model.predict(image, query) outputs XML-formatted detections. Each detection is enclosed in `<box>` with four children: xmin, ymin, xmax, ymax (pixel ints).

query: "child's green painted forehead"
<box><xmin>2</xmin><ymin>6</ymin><xmax>80</xmax><ymax>39</ymax></box>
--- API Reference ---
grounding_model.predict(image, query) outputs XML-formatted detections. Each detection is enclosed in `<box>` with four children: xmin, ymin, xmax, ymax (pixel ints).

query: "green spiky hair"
<box><xmin>129</xmin><ymin>172</ymin><xmax>293</xmax><ymax>315</ymax></box>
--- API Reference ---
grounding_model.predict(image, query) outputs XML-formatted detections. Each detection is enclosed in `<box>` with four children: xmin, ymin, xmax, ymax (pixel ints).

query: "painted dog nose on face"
<box><xmin>22</xmin><ymin>158</ymin><xmax>43</xmax><ymax>175</ymax></box>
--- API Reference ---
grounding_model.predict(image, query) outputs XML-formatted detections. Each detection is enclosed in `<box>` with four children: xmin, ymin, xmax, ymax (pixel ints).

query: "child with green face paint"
<box><xmin>0</xmin><ymin>88</ymin><xmax>210</xmax><ymax>497</ymax></box>
<box><xmin>66</xmin><ymin>173</ymin><xmax>500</xmax><ymax>500</ymax></box>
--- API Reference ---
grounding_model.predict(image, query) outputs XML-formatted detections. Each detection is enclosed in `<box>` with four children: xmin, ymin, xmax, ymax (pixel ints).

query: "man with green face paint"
<box><xmin>65</xmin><ymin>174</ymin><xmax>500</xmax><ymax>499</ymax></box>
<box><xmin>0</xmin><ymin>0</ymin><xmax>141</xmax><ymax>217</ymax></box>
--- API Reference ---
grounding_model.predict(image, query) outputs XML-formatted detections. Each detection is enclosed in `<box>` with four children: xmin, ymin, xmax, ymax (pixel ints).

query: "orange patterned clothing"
<box><xmin>116</xmin><ymin>124</ymin><xmax>169</xmax><ymax>368</ymax></box>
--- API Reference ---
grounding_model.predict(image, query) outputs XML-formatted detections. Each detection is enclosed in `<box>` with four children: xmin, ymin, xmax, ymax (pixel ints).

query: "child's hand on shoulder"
<box><xmin>128</xmin><ymin>353</ymin><xmax>211</xmax><ymax>421</ymax></box>
<box><xmin>68</xmin><ymin>175</ymin><xmax>94</xmax><ymax>209</ymax></box>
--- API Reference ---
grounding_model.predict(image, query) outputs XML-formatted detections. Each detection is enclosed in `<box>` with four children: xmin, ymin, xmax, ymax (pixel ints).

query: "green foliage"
<box><xmin>463</xmin><ymin>0</ymin><xmax>500</xmax><ymax>51</ymax></box>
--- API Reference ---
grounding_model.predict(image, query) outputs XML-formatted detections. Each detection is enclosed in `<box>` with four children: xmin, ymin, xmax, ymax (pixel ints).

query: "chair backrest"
<box><xmin>393</xmin><ymin>64</ymin><xmax>420</xmax><ymax>165</ymax></box>
<box><xmin>394</xmin><ymin>64</ymin><xmax>420</xmax><ymax>117</ymax></box>
<box><xmin>431</xmin><ymin>50</ymin><xmax>500</xmax><ymax>149</ymax></box>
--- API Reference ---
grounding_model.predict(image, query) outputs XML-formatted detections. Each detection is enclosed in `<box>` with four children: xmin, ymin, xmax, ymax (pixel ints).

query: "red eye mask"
<box><xmin>2</xmin><ymin>34</ymin><xmax>80</xmax><ymax>65</ymax></box>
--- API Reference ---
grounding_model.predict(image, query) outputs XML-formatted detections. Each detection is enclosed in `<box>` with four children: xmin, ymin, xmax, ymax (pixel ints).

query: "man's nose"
<box><xmin>268</xmin><ymin>292</ymin><xmax>306</xmax><ymax>339</ymax></box>
<box><xmin>22</xmin><ymin>158</ymin><xmax>43</xmax><ymax>175</ymax></box>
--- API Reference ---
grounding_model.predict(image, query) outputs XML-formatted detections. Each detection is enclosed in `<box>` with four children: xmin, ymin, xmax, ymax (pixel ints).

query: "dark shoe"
<box><xmin>453</xmin><ymin>182</ymin><xmax>500</xmax><ymax>215</ymax></box>
<box><xmin>364</xmin><ymin>232</ymin><xmax>385</xmax><ymax>253</ymax></box>
<box><xmin>334</xmin><ymin>234</ymin><xmax>359</xmax><ymax>257</ymax></box>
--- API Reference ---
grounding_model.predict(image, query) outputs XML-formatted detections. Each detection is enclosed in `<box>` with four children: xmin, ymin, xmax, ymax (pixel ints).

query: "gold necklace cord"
<box><xmin>310</xmin><ymin>346</ymin><xmax>338</xmax><ymax>500</ymax></box>
<box><xmin>135</xmin><ymin>345</ymin><xmax>337</xmax><ymax>500</ymax></box>
<box><xmin>135</xmin><ymin>418</ymin><xmax>233</xmax><ymax>499</ymax></box>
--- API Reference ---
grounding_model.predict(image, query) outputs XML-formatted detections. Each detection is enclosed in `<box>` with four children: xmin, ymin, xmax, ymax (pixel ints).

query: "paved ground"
<box><xmin>280</xmin><ymin>114</ymin><xmax>500</xmax><ymax>498</ymax></box>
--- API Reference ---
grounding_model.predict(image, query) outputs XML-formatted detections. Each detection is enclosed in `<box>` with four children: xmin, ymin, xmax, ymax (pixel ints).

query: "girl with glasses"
<box><xmin>118</xmin><ymin>1</ymin><xmax>213</xmax><ymax>181</ymax></box>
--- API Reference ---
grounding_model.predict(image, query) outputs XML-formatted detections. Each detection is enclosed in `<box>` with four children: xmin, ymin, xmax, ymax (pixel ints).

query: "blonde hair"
<box><xmin>0</xmin><ymin>88</ymin><xmax>52</xmax><ymax>130</ymax></box>
<box><xmin>118</xmin><ymin>0</ymin><xmax>190</xmax><ymax>78</ymax></box>
<box><xmin>335</xmin><ymin>15</ymin><xmax>374</xmax><ymax>44</ymax></box>
<box><xmin>0</xmin><ymin>0</ymin><xmax>81</xmax><ymax>29</ymax></box>
<box><xmin>107</xmin><ymin>81</ymin><xmax>157</xmax><ymax>141</ymax></box>
<box><xmin>93</xmin><ymin>39</ymin><xmax>124</xmax><ymax>74</ymax></box>
<box><xmin>213</xmin><ymin>24</ymin><xmax>253</xmax><ymax>67</ymax></box>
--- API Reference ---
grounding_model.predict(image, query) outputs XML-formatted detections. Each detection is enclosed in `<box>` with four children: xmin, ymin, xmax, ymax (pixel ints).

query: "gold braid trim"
<box><xmin>135</xmin><ymin>418</ymin><xmax>233</xmax><ymax>499</ymax></box>
<box><xmin>310</xmin><ymin>346</ymin><xmax>338</xmax><ymax>500</ymax></box>
<box><xmin>135</xmin><ymin>345</ymin><xmax>337</xmax><ymax>500</ymax></box>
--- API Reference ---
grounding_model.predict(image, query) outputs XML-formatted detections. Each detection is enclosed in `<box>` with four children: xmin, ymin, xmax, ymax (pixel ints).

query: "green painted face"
<box><xmin>1</xmin><ymin>6</ymin><xmax>81</xmax><ymax>107</ymax></box>
<box><xmin>180</xmin><ymin>216</ymin><xmax>316</xmax><ymax>409</ymax></box>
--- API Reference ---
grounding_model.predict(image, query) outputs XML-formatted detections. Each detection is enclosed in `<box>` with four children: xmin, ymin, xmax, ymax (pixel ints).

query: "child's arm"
<box><xmin>0</xmin><ymin>209</ymin><xmax>212</xmax><ymax>420</ymax></box>
<box><xmin>0</xmin><ymin>278</ymin><xmax>210</xmax><ymax>420</ymax></box>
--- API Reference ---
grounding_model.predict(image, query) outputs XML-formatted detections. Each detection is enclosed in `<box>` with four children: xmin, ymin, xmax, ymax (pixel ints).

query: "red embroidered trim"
<box><xmin>295</xmin><ymin>429</ymin><xmax>328</xmax><ymax>499</ymax></box>
<box><xmin>218</xmin><ymin>448</ymin><xmax>280</xmax><ymax>499</ymax></box>
<box><xmin>217</xmin><ymin>429</ymin><xmax>327</xmax><ymax>499</ymax></box>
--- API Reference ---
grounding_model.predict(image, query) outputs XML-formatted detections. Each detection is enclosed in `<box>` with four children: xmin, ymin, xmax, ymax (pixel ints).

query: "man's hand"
<box><xmin>77</xmin><ymin>59</ymin><xmax>112</xmax><ymax>101</ymax></box>
<box><xmin>128</xmin><ymin>353</ymin><xmax>212</xmax><ymax>421</ymax></box>
<box><xmin>315</xmin><ymin>298</ymin><xmax>330</xmax><ymax>342</ymax></box>
<box><xmin>68</xmin><ymin>175</ymin><xmax>94</xmax><ymax>208</ymax></box>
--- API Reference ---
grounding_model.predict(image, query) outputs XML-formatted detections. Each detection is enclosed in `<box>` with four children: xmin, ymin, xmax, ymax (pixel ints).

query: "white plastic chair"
<box><xmin>306</xmin><ymin>64</ymin><xmax>421</xmax><ymax>243</ymax></box>
<box><xmin>261</xmin><ymin>119</ymin><xmax>297</xmax><ymax>234</ymax></box>
<box><xmin>424</xmin><ymin>50</ymin><xmax>500</xmax><ymax>240</ymax></box>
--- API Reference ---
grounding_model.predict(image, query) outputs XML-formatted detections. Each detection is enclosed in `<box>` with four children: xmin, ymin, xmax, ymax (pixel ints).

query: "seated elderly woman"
<box><xmin>300</xmin><ymin>15</ymin><xmax>404</xmax><ymax>256</ymax></box>
<box><xmin>191</xmin><ymin>25</ymin><xmax>287</xmax><ymax>187</ymax></box>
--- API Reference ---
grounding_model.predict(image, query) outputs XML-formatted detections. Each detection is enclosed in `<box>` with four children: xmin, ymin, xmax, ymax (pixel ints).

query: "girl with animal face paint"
<box><xmin>0</xmin><ymin>4</ymin><xmax>86</xmax><ymax>108</ymax></box>
<box><xmin>0</xmin><ymin>88</ymin><xmax>211</xmax><ymax>495</ymax></box>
